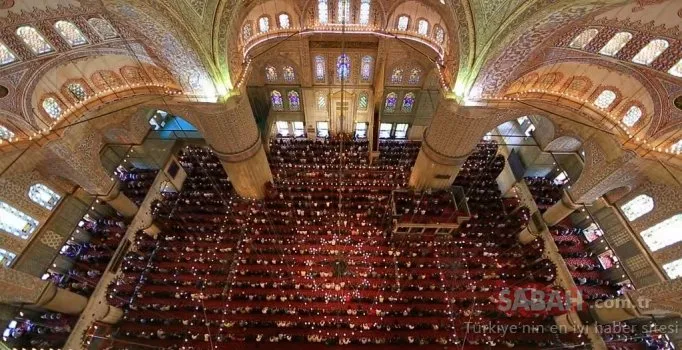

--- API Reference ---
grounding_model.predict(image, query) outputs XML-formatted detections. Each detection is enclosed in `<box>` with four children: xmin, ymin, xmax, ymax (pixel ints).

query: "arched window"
<box><xmin>594</xmin><ymin>90</ymin><xmax>617</xmax><ymax>109</ymax></box>
<box><xmin>632</xmin><ymin>39</ymin><xmax>669</xmax><ymax>65</ymax></box>
<box><xmin>0</xmin><ymin>41</ymin><xmax>17</xmax><ymax>66</ymax></box>
<box><xmin>390</xmin><ymin>68</ymin><xmax>403</xmax><ymax>84</ymax></box>
<box><xmin>0</xmin><ymin>125</ymin><xmax>14</xmax><ymax>140</ymax></box>
<box><xmin>408</xmin><ymin>68</ymin><xmax>421</xmax><ymax>85</ymax></box>
<box><xmin>278</xmin><ymin>13</ymin><xmax>291</xmax><ymax>29</ymax></box>
<box><xmin>88</xmin><ymin>18</ymin><xmax>118</xmax><ymax>39</ymax></box>
<box><xmin>640</xmin><ymin>214</ymin><xmax>682</xmax><ymax>252</ymax></box>
<box><xmin>67</xmin><ymin>83</ymin><xmax>87</xmax><ymax>101</ymax></box>
<box><xmin>337</xmin><ymin>54</ymin><xmax>350</xmax><ymax>81</ymax></box>
<box><xmin>265</xmin><ymin>65</ymin><xmax>278</xmax><ymax>82</ymax></box>
<box><xmin>622</xmin><ymin>106</ymin><xmax>642</xmax><ymax>127</ymax></box>
<box><xmin>283</xmin><ymin>66</ymin><xmax>295</xmax><ymax>82</ymax></box>
<box><xmin>663</xmin><ymin>258</ymin><xmax>682</xmax><ymax>279</ymax></box>
<box><xmin>42</xmin><ymin>97</ymin><xmax>62</xmax><ymax>119</ymax></box>
<box><xmin>417</xmin><ymin>19</ymin><xmax>429</xmax><ymax>36</ymax></box>
<box><xmin>599</xmin><ymin>32</ymin><xmax>632</xmax><ymax>56</ymax></box>
<box><xmin>358</xmin><ymin>92</ymin><xmax>368</xmax><ymax>110</ymax></box>
<box><xmin>360</xmin><ymin>56</ymin><xmax>373</xmax><ymax>82</ymax></box>
<box><xmin>434</xmin><ymin>25</ymin><xmax>445</xmax><ymax>44</ymax></box>
<box><xmin>258</xmin><ymin>16</ymin><xmax>270</xmax><ymax>33</ymax></box>
<box><xmin>318</xmin><ymin>0</ymin><xmax>329</xmax><ymax>24</ymax></box>
<box><xmin>288</xmin><ymin>91</ymin><xmax>301</xmax><ymax>111</ymax></box>
<box><xmin>0</xmin><ymin>201</ymin><xmax>39</xmax><ymax>239</ymax></box>
<box><xmin>16</xmin><ymin>26</ymin><xmax>53</xmax><ymax>55</ymax></box>
<box><xmin>314</xmin><ymin>55</ymin><xmax>326</xmax><ymax>82</ymax></box>
<box><xmin>317</xmin><ymin>94</ymin><xmax>327</xmax><ymax>110</ymax></box>
<box><xmin>271</xmin><ymin>90</ymin><xmax>284</xmax><ymax>111</ymax></box>
<box><xmin>359</xmin><ymin>0</ymin><xmax>371</xmax><ymax>25</ymax></box>
<box><xmin>242</xmin><ymin>23</ymin><xmax>253</xmax><ymax>41</ymax></box>
<box><xmin>397</xmin><ymin>16</ymin><xmax>410</xmax><ymax>31</ymax></box>
<box><xmin>569</xmin><ymin>28</ymin><xmax>598</xmax><ymax>49</ymax></box>
<box><xmin>384</xmin><ymin>92</ymin><xmax>397</xmax><ymax>113</ymax></box>
<box><xmin>28</xmin><ymin>184</ymin><xmax>61</xmax><ymax>211</ymax></box>
<box><xmin>669</xmin><ymin>59</ymin><xmax>682</xmax><ymax>78</ymax></box>
<box><xmin>54</xmin><ymin>20</ymin><xmax>87</xmax><ymax>47</ymax></box>
<box><xmin>0</xmin><ymin>248</ymin><xmax>16</xmax><ymax>267</ymax></box>
<box><xmin>620</xmin><ymin>194</ymin><xmax>654</xmax><ymax>221</ymax></box>
<box><xmin>401</xmin><ymin>92</ymin><xmax>415</xmax><ymax>113</ymax></box>
<box><xmin>338</xmin><ymin>0</ymin><xmax>351</xmax><ymax>23</ymax></box>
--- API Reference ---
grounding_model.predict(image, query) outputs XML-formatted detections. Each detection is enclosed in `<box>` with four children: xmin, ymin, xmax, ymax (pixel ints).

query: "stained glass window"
<box><xmin>671</xmin><ymin>139</ymin><xmax>682</xmax><ymax>153</ymax></box>
<box><xmin>0</xmin><ymin>125</ymin><xmax>14</xmax><ymax>140</ymax></box>
<box><xmin>283</xmin><ymin>66</ymin><xmax>295</xmax><ymax>82</ymax></box>
<box><xmin>668</xmin><ymin>59</ymin><xmax>682</xmax><ymax>78</ymax></box>
<box><xmin>0</xmin><ymin>42</ymin><xmax>17</xmax><ymax>66</ymax></box>
<box><xmin>318</xmin><ymin>0</ymin><xmax>329</xmax><ymax>24</ymax></box>
<box><xmin>397</xmin><ymin>16</ymin><xmax>409</xmax><ymax>31</ymax></box>
<box><xmin>359</xmin><ymin>0</ymin><xmax>371</xmax><ymax>25</ymax></box>
<box><xmin>599</xmin><ymin>32</ymin><xmax>632</xmax><ymax>56</ymax></box>
<box><xmin>271</xmin><ymin>90</ymin><xmax>283</xmax><ymax>111</ymax></box>
<box><xmin>337</xmin><ymin>54</ymin><xmax>350</xmax><ymax>81</ymax></box>
<box><xmin>417</xmin><ymin>19</ymin><xmax>429</xmax><ymax>35</ymax></box>
<box><xmin>68</xmin><ymin>83</ymin><xmax>87</xmax><ymax>101</ymax></box>
<box><xmin>0</xmin><ymin>201</ymin><xmax>39</xmax><ymax>239</ymax></box>
<box><xmin>360</xmin><ymin>55</ymin><xmax>373</xmax><ymax>82</ymax></box>
<box><xmin>358</xmin><ymin>92</ymin><xmax>368</xmax><ymax>110</ymax></box>
<box><xmin>28</xmin><ymin>184</ymin><xmax>61</xmax><ymax>211</ymax></box>
<box><xmin>401</xmin><ymin>92</ymin><xmax>415</xmax><ymax>112</ymax></box>
<box><xmin>640</xmin><ymin>214</ymin><xmax>682</xmax><ymax>252</ymax></box>
<box><xmin>663</xmin><ymin>258</ymin><xmax>682</xmax><ymax>279</ymax></box>
<box><xmin>569</xmin><ymin>28</ymin><xmax>598</xmax><ymax>49</ymax></box>
<box><xmin>0</xmin><ymin>248</ymin><xmax>16</xmax><ymax>267</ymax></box>
<box><xmin>632</xmin><ymin>39</ymin><xmax>669</xmax><ymax>65</ymax></box>
<box><xmin>54</xmin><ymin>21</ymin><xmax>88</xmax><ymax>47</ymax></box>
<box><xmin>314</xmin><ymin>55</ymin><xmax>326</xmax><ymax>82</ymax></box>
<box><xmin>338</xmin><ymin>0</ymin><xmax>351</xmax><ymax>23</ymax></box>
<box><xmin>242</xmin><ymin>23</ymin><xmax>253</xmax><ymax>41</ymax></box>
<box><xmin>408</xmin><ymin>68</ymin><xmax>421</xmax><ymax>85</ymax></box>
<box><xmin>265</xmin><ymin>65</ymin><xmax>278</xmax><ymax>82</ymax></box>
<box><xmin>395</xmin><ymin>123</ymin><xmax>409</xmax><ymax>138</ymax></box>
<box><xmin>384</xmin><ymin>92</ymin><xmax>397</xmax><ymax>113</ymax></box>
<box><xmin>434</xmin><ymin>25</ymin><xmax>445</xmax><ymax>44</ymax></box>
<box><xmin>16</xmin><ymin>26</ymin><xmax>53</xmax><ymax>55</ymax></box>
<box><xmin>594</xmin><ymin>90</ymin><xmax>617</xmax><ymax>109</ymax></box>
<box><xmin>379</xmin><ymin>123</ymin><xmax>392</xmax><ymax>138</ymax></box>
<box><xmin>258</xmin><ymin>17</ymin><xmax>270</xmax><ymax>33</ymax></box>
<box><xmin>390</xmin><ymin>68</ymin><xmax>403</xmax><ymax>84</ymax></box>
<box><xmin>42</xmin><ymin>97</ymin><xmax>62</xmax><ymax>119</ymax></box>
<box><xmin>620</xmin><ymin>194</ymin><xmax>654</xmax><ymax>221</ymax></box>
<box><xmin>88</xmin><ymin>18</ymin><xmax>118</xmax><ymax>39</ymax></box>
<box><xmin>279</xmin><ymin>13</ymin><xmax>291</xmax><ymax>29</ymax></box>
<box><xmin>288</xmin><ymin>90</ymin><xmax>301</xmax><ymax>111</ymax></box>
<box><xmin>622</xmin><ymin>106</ymin><xmax>642</xmax><ymax>127</ymax></box>
<box><xmin>317</xmin><ymin>94</ymin><xmax>327</xmax><ymax>110</ymax></box>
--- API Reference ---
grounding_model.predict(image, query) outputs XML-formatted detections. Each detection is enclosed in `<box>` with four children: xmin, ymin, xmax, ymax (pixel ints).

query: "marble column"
<box><xmin>99</xmin><ymin>183</ymin><xmax>138</xmax><ymax>218</ymax></box>
<box><xmin>190</xmin><ymin>95</ymin><xmax>273</xmax><ymax>199</ymax></box>
<box><xmin>36</xmin><ymin>284</ymin><xmax>89</xmax><ymax>315</ymax></box>
<box><xmin>0</xmin><ymin>268</ymin><xmax>86</xmax><ymax>315</ymax></box>
<box><xmin>542</xmin><ymin>190</ymin><xmax>581</xmax><ymax>227</ymax></box>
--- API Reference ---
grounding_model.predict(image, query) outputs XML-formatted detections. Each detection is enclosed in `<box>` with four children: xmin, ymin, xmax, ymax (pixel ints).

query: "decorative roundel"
<box><xmin>0</xmin><ymin>85</ymin><xmax>8</xmax><ymax>98</ymax></box>
<box><xmin>674</xmin><ymin>95</ymin><xmax>682</xmax><ymax>111</ymax></box>
<box><xmin>0</xmin><ymin>0</ymin><xmax>14</xmax><ymax>9</ymax></box>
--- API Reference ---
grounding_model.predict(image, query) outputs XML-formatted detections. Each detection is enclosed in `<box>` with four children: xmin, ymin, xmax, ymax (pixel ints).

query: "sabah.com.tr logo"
<box><xmin>495</xmin><ymin>283</ymin><xmax>586</xmax><ymax>316</ymax></box>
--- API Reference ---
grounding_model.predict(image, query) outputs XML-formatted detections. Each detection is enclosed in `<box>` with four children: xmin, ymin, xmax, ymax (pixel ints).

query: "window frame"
<box><xmin>293</xmin><ymin>121</ymin><xmax>305</xmax><ymax>137</ymax></box>
<box><xmin>316</xmin><ymin>121</ymin><xmax>330</xmax><ymax>138</ymax></box>
<box><xmin>379</xmin><ymin>123</ymin><xmax>393</xmax><ymax>139</ymax></box>
<box><xmin>354</xmin><ymin>122</ymin><xmax>368</xmax><ymax>138</ymax></box>
<box><xmin>394</xmin><ymin>123</ymin><xmax>409</xmax><ymax>139</ymax></box>
<box><xmin>275</xmin><ymin>121</ymin><xmax>290</xmax><ymax>136</ymax></box>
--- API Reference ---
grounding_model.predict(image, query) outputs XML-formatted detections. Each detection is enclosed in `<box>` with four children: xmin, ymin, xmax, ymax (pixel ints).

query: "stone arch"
<box><xmin>545</xmin><ymin>136</ymin><xmax>583</xmax><ymax>153</ymax></box>
<box><xmin>603</xmin><ymin>185</ymin><xmax>632</xmax><ymax>204</ymax></box>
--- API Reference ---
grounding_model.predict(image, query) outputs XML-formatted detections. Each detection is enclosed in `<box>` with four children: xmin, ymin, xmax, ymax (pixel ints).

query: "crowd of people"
<box><xmin>117</xmin><ymin>167</ymin><xmax>159</xmax><ymax>206</ymax></box>
<box><xmin>524</xmin><ymin>176</ymin><xmax>564</xmax><ymax>211</ymax></box>
<box><xmin>1</xmin><ymin>312</ymin><xmax>76</xmax><ymax>349</ymax></box>
<box><xmin>100</xmin><ymin>139</ymin><xmax>598</xmax><ymax>349</ymax></box>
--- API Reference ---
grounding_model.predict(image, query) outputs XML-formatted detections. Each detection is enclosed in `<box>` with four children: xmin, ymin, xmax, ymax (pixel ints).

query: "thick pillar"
<box><xmin>409</xmin><ymin>146</ymin><xmax>469</xmax><ymax>190</ymax></box>
<box><xmin>99</xmin><ymin>184</ymin><xmax>138</xmax><ymax>218</ymax></box>
<box><xmin>92</xmin><ymin>302</ymin><xmax>124</xmax><ymax>324</ymax></box>
<box><xmin>0</xmin><ymin>268</ymin><xmax>86</xmax><ymax>315</ymax></box>
<box><xmin>542</xmin><ymin>190</ymin><xmax>581</xmax><ymax>227</ymax></box>
<box><xmin>185</xmin><ymin>96</ymin><xmax>273</xmax><ymax>199</ymax></box>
